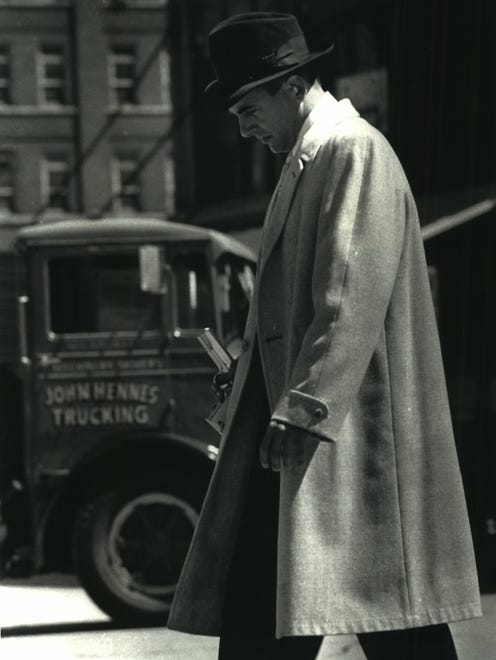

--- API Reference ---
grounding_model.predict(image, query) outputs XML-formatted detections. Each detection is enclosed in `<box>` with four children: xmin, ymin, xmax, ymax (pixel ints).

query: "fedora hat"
<box><xmin>205</xmin><ymin>12</ymin><xmax>334</xmax><ymax>108</ymax></box>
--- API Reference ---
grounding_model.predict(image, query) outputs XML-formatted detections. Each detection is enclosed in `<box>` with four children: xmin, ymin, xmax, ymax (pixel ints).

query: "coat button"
<box><xmin>242</xmin><ymin>338</ymin><xmax>250</xmax><ymax>352</ymax></box>
<box><xmin>314</xmin><ymin>407</ymin><xmax>325</xmax><ymax>419</ymax></box>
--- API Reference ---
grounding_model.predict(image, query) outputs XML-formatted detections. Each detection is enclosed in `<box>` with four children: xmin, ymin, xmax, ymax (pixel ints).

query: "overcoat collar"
<box><xmin>259</xmin><ymin>93</ymin><xmax>359</xmax><ymax>269</ymax></box>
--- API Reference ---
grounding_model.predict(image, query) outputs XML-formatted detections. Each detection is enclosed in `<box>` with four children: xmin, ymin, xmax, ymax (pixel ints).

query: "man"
<box><xmin>168</xmin><ymin>12</ymin><xmax>481</xmax><ymax>659</ymax></box>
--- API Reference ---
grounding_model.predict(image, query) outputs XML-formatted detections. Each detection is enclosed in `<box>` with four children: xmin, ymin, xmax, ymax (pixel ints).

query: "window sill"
<box><xmin>0</xmin><ymin>105</ymin><xmax>77</xmax><ymax>115</ymax></box>
<box><xmin>106</xmin><ymin>104</ymin><xmax>172</xmax><ymax>116</ymax></box>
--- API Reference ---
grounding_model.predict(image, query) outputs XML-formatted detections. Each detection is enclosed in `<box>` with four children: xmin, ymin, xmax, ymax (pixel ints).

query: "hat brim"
<box><xmin>204</xmin><ymin>44</ymin><xmax>334</xmax><ymax>110</ymax></box>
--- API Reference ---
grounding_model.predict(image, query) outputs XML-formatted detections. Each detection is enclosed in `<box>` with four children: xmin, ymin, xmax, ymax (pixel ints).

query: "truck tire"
<box><xmin>73</xmin><ymin>470</ymin><xmax>202</xmax><ymax>624</ymax></box>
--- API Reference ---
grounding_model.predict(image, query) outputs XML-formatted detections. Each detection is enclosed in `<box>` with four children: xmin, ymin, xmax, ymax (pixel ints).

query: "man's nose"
<box><xmin>238</xmin><ymin>116</ymin><xmax>255</xmax><ymax>139</ymax></box>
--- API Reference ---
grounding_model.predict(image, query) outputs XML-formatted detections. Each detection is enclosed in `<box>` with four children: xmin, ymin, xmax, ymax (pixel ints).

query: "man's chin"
<box><xmin>258</xmin><ymin>136</ymin><xmax>287</xmax><ymax>154</ymax></box>
<box><xmin>267</xmin><ymin>142</ymin><xmax>285</xmax><ymax>154</ymax></box>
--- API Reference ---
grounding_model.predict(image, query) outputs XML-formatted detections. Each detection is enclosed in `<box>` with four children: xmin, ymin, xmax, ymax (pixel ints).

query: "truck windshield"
<box><xmin>216</xmin><ymin>258</ymin><xmax>254</xmax><ymax>357</ymax></box>
<box><xmin>48</xmin><ymin>253</ymin><xmax>162</xmax><ymax>334</ymax></box>
<box><xmin>171</xmin><ymin>252</ymin><xmax>214</xmax><ymax>331</ymax></box>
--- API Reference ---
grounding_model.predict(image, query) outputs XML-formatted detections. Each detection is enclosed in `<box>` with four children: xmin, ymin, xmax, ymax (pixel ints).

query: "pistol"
<box><xmin>197</xmin><ymin>328</ymin><xmax>233</xmax><ymax>373</ymax></box>
<box><xmin>197</xmin><ymin>329</ymin><xmax>234</xmax><ymax>435</ymax></box>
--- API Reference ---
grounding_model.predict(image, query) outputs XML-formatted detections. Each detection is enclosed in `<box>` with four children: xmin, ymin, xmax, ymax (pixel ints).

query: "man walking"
<box><xmin>168</xmin><ymin>12</ymin><xmax>481</xmax><ymax>659</ymax></box>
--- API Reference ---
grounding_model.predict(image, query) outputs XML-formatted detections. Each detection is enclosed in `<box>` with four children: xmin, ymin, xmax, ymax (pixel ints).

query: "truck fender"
<box><xmin>38</xmin><ymin>431</ymin><xmax>217</xmax><ymax>572</ymax></box>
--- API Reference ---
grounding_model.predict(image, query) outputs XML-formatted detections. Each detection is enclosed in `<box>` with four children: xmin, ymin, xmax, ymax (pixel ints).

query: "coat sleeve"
<box><xmin>271</xmin><ymin>129</ymin><xmax>408</xmax><ymax>442</ymax></box>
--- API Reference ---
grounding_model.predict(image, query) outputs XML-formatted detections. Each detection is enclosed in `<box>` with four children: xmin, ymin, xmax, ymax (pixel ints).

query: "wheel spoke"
<box><xmin>105</xmin><ymin>492</ymin><xmax>198</xmax><ymax>597</ymax></box>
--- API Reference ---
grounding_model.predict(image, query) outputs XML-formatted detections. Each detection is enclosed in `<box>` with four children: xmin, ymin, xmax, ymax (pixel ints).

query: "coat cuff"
<box><xmin>272</xmin><ymin>390</ymin><xmax>336</xmax><ymax>442</ymax></box>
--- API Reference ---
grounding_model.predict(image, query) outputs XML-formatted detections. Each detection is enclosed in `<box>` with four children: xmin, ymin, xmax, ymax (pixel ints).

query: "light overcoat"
<box><xmin>168</xmin><ymin>94</ymin><xmax>481</xmax><ymax>637</ymax></box>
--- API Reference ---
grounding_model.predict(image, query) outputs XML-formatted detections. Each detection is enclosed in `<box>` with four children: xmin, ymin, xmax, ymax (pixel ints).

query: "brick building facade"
<box><xmin>0</xmin><ymin>0</ymin><xmax>182</xmax><ymax>224</ymax></box>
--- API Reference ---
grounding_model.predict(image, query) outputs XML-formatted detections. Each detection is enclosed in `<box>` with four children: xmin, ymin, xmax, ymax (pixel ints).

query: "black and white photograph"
<box><xmin>0</xmin><ymin>1</ymin><xmax>495</xmax><ymax>659</ymax></box>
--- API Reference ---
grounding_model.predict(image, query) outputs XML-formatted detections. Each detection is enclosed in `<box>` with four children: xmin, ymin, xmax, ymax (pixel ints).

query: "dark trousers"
<box><xmin>219</xmin><ymin>625</ymin><xmax>458</xmax><ymax>660</ymax></box>
<box><xmin>218</xmin><ymin>445</ymin><xmax>458</xmax><ymax>660</ymax></box>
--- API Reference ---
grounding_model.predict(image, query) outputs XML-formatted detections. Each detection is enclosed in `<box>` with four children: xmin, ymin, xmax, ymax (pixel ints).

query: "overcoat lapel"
<box><xmin>259</xmin><ymin>157</ymin><xmax>305</xmax><ymax>271</ymax></box>
<box><xmin>259</xmin><ymin>95</ymin><xmax>360</xmax><ymax>273</ymax></box>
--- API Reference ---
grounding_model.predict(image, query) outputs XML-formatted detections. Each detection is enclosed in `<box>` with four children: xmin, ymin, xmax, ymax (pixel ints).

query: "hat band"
<box><xmin>215</xmin><ymin>34</ymin><xmax>309</xmax><ymax>93</ymax></box>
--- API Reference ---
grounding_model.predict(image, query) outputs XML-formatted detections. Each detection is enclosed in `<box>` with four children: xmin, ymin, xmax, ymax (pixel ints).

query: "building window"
<box><xmin>42</xmin><ymin>158</ymin><xmax>70</xmax><ymax>211</ymax></box>
<box><xmin>112</xmin><ymin>156</ymin><xmax>141</xmax><ymax>212</ymax></box>
<box><xmin>0</xmin><ymin>46</ymin><xmax>11</xmax><ymax>104</ymax></box>
<box><xmin>159</xmin><ymin>49</ymin><xmax>172</xmax><ymax>108</ymax></box>
<box><xmin>0</xmin><ymin>152</ymin><xmax>15</xmax><ymax>213</ymax></box>
<box><xmin>164</xmin><ymin>156</ymin><xmax>175</xmax><ymax>217</ymax></box>
<box><xmin>38</xmin><ymin>45</ymin><xmax>67</xmax><ymax>105</ymax></box>
<box><xmin>108</xmin><ymin>45</ymin><xmax>137</xmax><ymax>105</ymax></box>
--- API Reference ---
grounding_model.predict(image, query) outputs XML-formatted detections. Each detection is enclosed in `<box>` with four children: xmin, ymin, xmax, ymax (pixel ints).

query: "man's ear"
<box><xmin>285</xmin><ymin>75</ymin><xmax>306</xmax><ymax>100</ymax></box>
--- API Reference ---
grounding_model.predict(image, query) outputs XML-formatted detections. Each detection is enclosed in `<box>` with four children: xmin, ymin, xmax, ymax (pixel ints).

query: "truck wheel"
<box><xmin>73</xmin><ymin>473</ymin><xmax>201</xmax><ymax>624</ymax></box>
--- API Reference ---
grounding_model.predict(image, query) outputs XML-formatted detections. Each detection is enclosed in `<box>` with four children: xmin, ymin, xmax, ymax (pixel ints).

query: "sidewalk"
<box><xmin>1</xmin><ymin>574</ymin><xmax>495</xmax><ymax>659</ymax></box>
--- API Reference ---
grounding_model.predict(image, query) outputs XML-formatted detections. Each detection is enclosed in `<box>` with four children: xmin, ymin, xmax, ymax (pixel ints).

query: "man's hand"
<box><xmin>260</xmin><ymin>420</ymin><xmax>308</xmax><ymax>471</ymax></box>
<box><xmin>211</xmin><ymin>359</ymin><xmax>238</xmax><ymax>402</ymax></box>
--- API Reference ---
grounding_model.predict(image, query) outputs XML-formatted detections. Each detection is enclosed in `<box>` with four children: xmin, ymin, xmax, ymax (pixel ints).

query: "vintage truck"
<box><xmin>0</xmin><ymin>216</ymin><xmax>255</xmax><ymax>623</ymax></box>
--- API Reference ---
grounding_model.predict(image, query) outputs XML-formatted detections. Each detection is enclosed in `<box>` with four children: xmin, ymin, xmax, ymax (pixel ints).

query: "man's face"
<box><xmin>229</xmin><ymin>82</ymin><xmax>301</xmax><ymax>154</ymax></box>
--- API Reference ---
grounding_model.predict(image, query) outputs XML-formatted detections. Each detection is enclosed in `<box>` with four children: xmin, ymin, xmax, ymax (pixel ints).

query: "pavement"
<box><xmin>0</xmin><ymin>574</ymin><xmax>495</xmax><ymax>659</ymax></box>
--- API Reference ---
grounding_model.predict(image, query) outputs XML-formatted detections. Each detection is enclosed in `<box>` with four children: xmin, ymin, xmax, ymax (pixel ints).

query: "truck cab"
<box><xmin>0</xmin><ymin>217</ymin><xmax>255</xmax><ymax>623</ymax></box>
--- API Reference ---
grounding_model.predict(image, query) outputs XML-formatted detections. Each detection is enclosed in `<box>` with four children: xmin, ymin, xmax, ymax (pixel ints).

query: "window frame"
<box><xmin>40</xmin><ymin>156</ymin><xmax>71</xmax><ymax>212</ymax></box>
<box><xmin>108</xmin><ymin>44</ymin><xmax>137</xmax><ymax>106</ymax></box>
<box><xmin>215</xmin><ymin>256</ymin><xmax>255</xmax><ymax>356</ymax></box>
<box><xmin>37</xmin><ymin>44</ymin><xmax>68</xmax><ymax>106</ymax></box>
<box><xmin>0</xmin><ymin>45</ymin><xmax>11</xmax><ymax>104</ymax></box>
<box><xmin>111</xmin><ymin>154</ymin><xmax>142</xmax><ymax>213</ymax></box>
<box><xmin>36</xmin><ymin>246</ymin><xmax>168</xmax><ymax>349</ymax></box>
<box><xmin>0</xmin><ymin>150</ymin><xmax>15</xmax><ymax>213</ymax></box>
<box><xmin>168</xmin><ymin>246</ymin><xmax>216</xmax><ymax>337</ymax></box>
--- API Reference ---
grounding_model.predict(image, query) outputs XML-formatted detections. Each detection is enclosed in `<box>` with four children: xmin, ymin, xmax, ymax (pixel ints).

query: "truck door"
<box><xmin>22</xmin><ymin>242</ymin><xmax>220</xmax><ymax>622</ymax></box>
<box><xmin>26</xmin><ymin>246</ymin><xmax>172</xmax><ymax>466</ymax></box>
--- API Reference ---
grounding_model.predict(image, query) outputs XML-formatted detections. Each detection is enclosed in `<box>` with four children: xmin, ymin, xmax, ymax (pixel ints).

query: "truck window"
<box><xmin>171</xmin><ymin>252</ymin><xmax>214</xmax><ymax>331</ymax></box>
<box><xmin>217</xmin><ymin>258</ymin><xmax>254</xmax><ymax>357</ymax></box>
<box><xmin>48</xmin><ymin>253</ymin><xmax>162</xmax><ymax>334</ymax></box>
